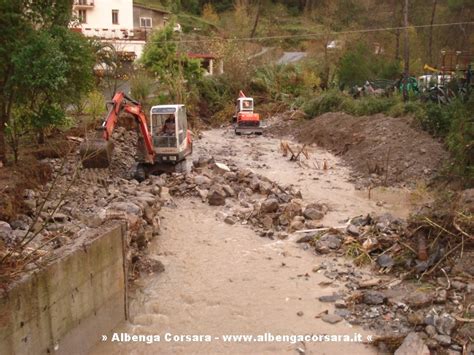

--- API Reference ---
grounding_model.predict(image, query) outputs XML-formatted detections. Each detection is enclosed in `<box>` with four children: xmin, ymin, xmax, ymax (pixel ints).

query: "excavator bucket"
<box><xmin>79</xmin><ymin>138</ymin><xmax>114</xmax><ymax>169</ymax></box>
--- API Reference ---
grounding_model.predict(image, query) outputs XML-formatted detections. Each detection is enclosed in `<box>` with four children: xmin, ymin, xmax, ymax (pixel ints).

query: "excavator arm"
<box><xmin>80</xmin><ymin>91</ymin><xmax>155</xmax><ymax>169</ymax></box>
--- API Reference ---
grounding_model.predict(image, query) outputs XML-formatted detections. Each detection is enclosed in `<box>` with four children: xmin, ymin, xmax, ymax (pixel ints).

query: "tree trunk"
<box><xmin>0</xmin><ymin>116</ymin><xmax>6</xmax><ymax>165</ymax></box>
<box><xmin>38</xmin><ymin>129</ymin><xmax>45</xmax><ymax>144</ymax></box>
<box><xmin>395</xmin><ymin>30</ymin><xmax>400</xmax><ymax>60</ymax></box>
<box><xmin>393</xmin><ymin>0</ymin><xmax>401</xmax><ymax>60</ymax></box>
<box><xmin>250</xmin><ymin>1</ymin><xmax>261</xmax><ymax>38</ymax></box>
<box><xmin>403</xmin><ymin>0</ymin><xmax>410</xmax><ymax>102</ymax></box>
<box><xmin>428</xmin><ymin>0</ymin><xmax>437</xmax><ymax>63</ymax></box>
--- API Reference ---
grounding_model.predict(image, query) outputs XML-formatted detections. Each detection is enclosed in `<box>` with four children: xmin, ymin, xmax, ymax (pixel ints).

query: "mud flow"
<box><xmin>92</xmin><ymin>128</ymin><xmax>428</xmax><ymax>354</ymax></box>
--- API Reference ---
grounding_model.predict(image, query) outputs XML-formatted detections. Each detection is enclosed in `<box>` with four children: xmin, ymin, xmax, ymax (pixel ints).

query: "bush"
<box><xmin>130</xmin><ymin>72</ymin><xmax>155</xmax><ymax>106</ymax></box>
<box><xmin>302</xmin><ymin>90</ymin><xmax>348</xmax><ymax>117</ymax></box>
<box><xmin>351</xmin><ymin>96</ymin><xmax>397</xmax><ymax>116</ymax></box>
<box><xmin>417</xmin><ymin>103</ymin><xmax>451</xmax><ymax>136</ymax></box>
<box><xmin>445</xmin><ymin>97</ymin><xmax>474</xmax><ymax>182</ymax></box>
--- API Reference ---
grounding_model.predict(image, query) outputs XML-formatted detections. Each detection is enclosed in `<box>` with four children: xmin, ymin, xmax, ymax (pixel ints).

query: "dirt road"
<box><xmin>91</xmin><ymin>128</ymin><xmax>420</xmax><ymax>354</ymax></box>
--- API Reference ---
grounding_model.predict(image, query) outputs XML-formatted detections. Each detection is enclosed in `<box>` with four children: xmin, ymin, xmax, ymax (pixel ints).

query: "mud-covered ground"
<box><xmin>93</xmin><ymin>126</ymin><xmax>472</xmax><ymax>355</ymax></box>
<box><xmin>267</xmin><ymin>112</ymin><xmax>449</xmax><ymax>188</ymax></box>
<box><xmin>1</xmin><ymin>117</ymin><xmax>471</xmax><ymax>354</ymax></box>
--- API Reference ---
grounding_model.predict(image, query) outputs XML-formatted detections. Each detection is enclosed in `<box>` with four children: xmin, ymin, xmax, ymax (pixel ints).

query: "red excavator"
<box><xmin>233</xmin><ymin>91</ymin><xmax>262</xmax><ymax>135</ymax></box>
<box><xmin>79</xmin><ymin>91</ymin><xmax>192</xmax><ymax>180</ymax></box>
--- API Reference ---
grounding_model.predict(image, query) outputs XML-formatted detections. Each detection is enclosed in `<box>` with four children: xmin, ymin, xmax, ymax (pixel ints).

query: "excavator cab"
<box><xmin>234</xmin><ymin>91</ymin><xmax>262</xmax><ymax>135</ymax></box>
<box><xmin>150</xmin><ymin>105</ymin><xmax>192</xmax><ymax>164</ymax></box>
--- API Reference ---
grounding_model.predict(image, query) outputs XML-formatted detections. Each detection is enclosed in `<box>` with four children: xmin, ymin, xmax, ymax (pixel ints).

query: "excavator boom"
<box><xmin>80</xmin><ymin>92</ymin><xmax>155</xmax><ymax>169</ymax></box>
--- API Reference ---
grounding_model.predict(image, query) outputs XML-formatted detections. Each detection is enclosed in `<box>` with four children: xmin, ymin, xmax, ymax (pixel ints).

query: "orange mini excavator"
<box><xmin>233</xmin><ymin>91</ymin><xmax>262</xmax><ymax>135</ymax></box>
<box><xmin>79</xmin><ymin>91</ymin><xmax>192</xmax><ymax>180</ymax></box>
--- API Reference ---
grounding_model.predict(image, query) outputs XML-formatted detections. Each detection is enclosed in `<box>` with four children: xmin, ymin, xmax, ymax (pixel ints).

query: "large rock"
<box><xmin>282</xmin><ymin>201</ymin><xmax>302</xmax><ymax>219</ymax></box>
<box><xmin>404</xmin><ymin>291</ymin><xmax>434</xmax><ymax>309</ymax></box>
<box><xmin>289</xmin><ymin>217</ymin><xmax>305</xmax><ymax>232</ymax></box>
<box><xmin>362</xmin><ymin>290</ymin><xmax>386</xmax><ymax>305</ymax></box>
<box><xmin>0</xmin><ymin>221</ymin><xmax>13</xmax><ymax>242</ymax></box>
<box><xmin>109</xmin><ymin>202</ymin><xmax>143</xmax><ymax>216</ymax></box>
<box><xmin>194</xmin><ymin>175</ymin><xmax>212</xmax><ymax>186</ymax></box>
<box><xmin>314</xmin><ymin>233</ymin><xmax>342</xmax><ymax>253</ymax></box>
<box><xmin>222</xmin><ymin>184</ymin><xmax>235</xmax><ymax>197</ymax></box>
<box><xmin>321</xmin><ymin>313</ymin><xmax>343</xmax><ymax>324</ymax></box>
<box><xmin>258</xmin><ymin>180</ymin><xmax>273</xmax><ymax>195</ymax></box>
<box><xmin>303</xmin><ymin>203</ymin><xmax>327</xmax><ymax>220</ymax></box>
<box><xmin>207</xmin><ymin>185</ymin><xmax>227</xmax><ymax>206</ymax></box>
<box><xmin>261</xmin><ymin>215</ymin><xmax>274</xmax><ymax>229</ymax></box>
<box><xmin>434</xmin><ymin>313</ymin><xmax>456</xmax><ymax>336</ymax></box>
<box><xmin>394</xmin><ymin>332</ymin><xmax>430</xmax><ymax>355</ymax></box>
<box><xmin>193</xmin><ymin>155</ymin><xmax>214</xmax><ymax>168</ymax></box>
<box><xmin>214</xmin><ymin>162</ymin><xmax>231</xmax><ymax>173</ymax></box>
<box><xmin>260</xmin><ymin>198</ymin><xmax>279</xmax><ymax>213</ymax></box>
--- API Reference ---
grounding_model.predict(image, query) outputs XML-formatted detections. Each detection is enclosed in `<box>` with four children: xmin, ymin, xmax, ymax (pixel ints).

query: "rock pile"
<box><xmin>164</xmin><ymin>157</ymin><xmax>328</xmax><ymax>238</ymax></box>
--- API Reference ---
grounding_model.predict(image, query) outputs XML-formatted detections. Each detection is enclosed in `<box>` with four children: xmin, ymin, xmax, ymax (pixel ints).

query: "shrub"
<box><xmin>417</xmin><ymin>103</ymin><xmax>451</xmax><ymax>136</ymax></box>
<box><xmin>445</xmin><ymin>97</ymin><xmax>474</xmax><ymax>182</ymax></box>
<box><xmin>351</xmin><ymin>96</ymin><xmax>397</xmax><ymax>116</ymax></box>
<box><xmin>302</xmin><ymin>90</ymin><xmax>347</xmax><ymax>117</ymax></box>
<box><xmin>130</xmin><ymin>72</ymin><xmax>155</xmax><ymax>106</ymax></box>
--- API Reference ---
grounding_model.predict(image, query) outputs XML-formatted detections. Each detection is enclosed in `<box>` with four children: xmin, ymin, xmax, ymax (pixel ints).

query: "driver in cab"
<box><xmin>160</xmin><ymin>116</ymin><xmax>176</xmax><ymax>136</ymax></box>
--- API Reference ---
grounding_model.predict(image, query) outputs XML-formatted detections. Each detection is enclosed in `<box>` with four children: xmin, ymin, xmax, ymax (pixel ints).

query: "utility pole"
<box><xmin>403</xmin><ymin>0</ymin><xmax>409</xmax><ymax>102</ymax></box>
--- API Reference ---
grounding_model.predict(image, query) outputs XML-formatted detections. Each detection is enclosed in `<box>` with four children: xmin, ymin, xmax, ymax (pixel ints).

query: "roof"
<box><xmin>187</xmin><ymin>52</ymin><xmax>218</xmax><ymax>60</ymax></box>
<box><xmin>151</xmin><ymin>105</ymin><xmax>185</xmax><ymax>114</ymax></box>
<box><xmin>276</xmin><ymin>52</ymin><xmax>307</xmax><ymax>65</ymax></box>
<box><xmin>133</xmin><ymin>2</ymin><xmax>170</xmax><ymax>14</ymax></box>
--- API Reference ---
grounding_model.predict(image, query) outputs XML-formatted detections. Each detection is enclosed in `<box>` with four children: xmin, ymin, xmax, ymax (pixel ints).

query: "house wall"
<box><xmin>74</xmin><ymin>0</ymin><xmax>134</xmax><ymax>38</ymax></box>
<box><xmin>132</xmin><ymin>6</ymin><xmax>167</xmax><ymax>30</ymax></box>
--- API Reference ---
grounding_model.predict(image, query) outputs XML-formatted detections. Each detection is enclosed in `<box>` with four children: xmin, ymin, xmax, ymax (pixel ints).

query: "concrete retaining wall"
<box><xmin>0</xmin><ymin>223</ymin><xmax>127</xmax><ymax>355</ymax></box>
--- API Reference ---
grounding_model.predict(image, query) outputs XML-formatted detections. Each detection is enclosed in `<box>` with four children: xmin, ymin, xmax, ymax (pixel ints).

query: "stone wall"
<box><xmin>0</xmin><ymin>223</ymin><xmax>127</xmax><ymax>355</ymax></box>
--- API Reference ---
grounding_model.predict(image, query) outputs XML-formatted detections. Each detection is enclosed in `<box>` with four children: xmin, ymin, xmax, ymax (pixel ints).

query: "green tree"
<box><xmin>0</xmin><ymin>0</ymin><xmax>93</xmax><ymax>162</ymax></box>
<box><xmin>0</xmin><ymin>0</ymin><xmax>31</xmax><ymax>164</ymax></box>
<box><xmin>141</xmin><ymin>23</ymin><xmax>203</xmax><ymax>103</ymax></box>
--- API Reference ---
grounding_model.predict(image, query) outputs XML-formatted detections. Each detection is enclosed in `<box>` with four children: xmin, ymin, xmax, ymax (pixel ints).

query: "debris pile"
<box><xmin>0</xmin><ymin>127</ymin><xmax>163</xmax><ymax>284</ymax></box>
<box><xmin>164</xmin><ymin>156</ymin><xmax>330</xmax><ymax>238</ymax></box>
<box><xmin>296</xmin><ymin>189</ymin><xmax>473</xmax><ymax>354</ymax></box>
<box><xmin>268</xmin><ymin>111</ymin><xmax>449</xmax><ymax>187</ymax></box>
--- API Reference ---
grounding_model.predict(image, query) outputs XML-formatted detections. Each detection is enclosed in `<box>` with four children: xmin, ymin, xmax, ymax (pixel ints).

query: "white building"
<box><xmin>72</xmin><ymin>0</ymin><xmax>134</xmax><ymax>39</ymax></box>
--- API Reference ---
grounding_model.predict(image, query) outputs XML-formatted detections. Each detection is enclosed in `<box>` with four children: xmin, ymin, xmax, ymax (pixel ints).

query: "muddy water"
<box><xmin>197</xmin><ymin>128</ymin><xmax>419</xmax><ymax>223</ymax></box>
<box><xmin>92</xmin><ymin>200</ymin><xmax>376</xmax><ymax>354</ymax></box>
<box><xmin>91</xmin><ymin>129</ymin><xmax>420</xmax><ymax>354</ymax></box>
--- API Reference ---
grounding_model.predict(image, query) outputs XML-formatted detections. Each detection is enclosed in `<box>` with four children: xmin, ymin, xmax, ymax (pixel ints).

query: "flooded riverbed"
<box><xmin>91</xmin><ymin>129</ymin><xmax>424</xmax><ymax>354</ymax></box>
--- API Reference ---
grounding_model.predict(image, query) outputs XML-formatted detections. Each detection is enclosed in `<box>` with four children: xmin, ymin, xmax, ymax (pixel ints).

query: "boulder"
<box><xmin>208</xmin><ymin>185</ymin><xmax>226</xmax><ymax>206</ymax></box>
<box><xmin>194</xmin><ymin>175</ymin><xmax>212</xmax><ymax>186</ymax></box>
<box><xmin>260</xmin><ymin>198</ymin><xmax>279</xmax><ymax>213</ymax></box>
<box><xmin>224</xmin><ymin>216</ymin><xmax>237</xmax><ymax>225</ymax></box>
<box><xmin>109</xmin><ymin>202</ymin><xmax>143</xmax><ymax>216</ymax></box>
<box><xmin>214</xmin><ymin>162</ymin><xmax>231</xmax><ymax>173</ymax></box>
<box><xmin>303</xmin><ymin>203</ymin><xmax>327</xmax><ymax>220</ymax></box>
<box><xmin>404</xmin><ymin>291</ymin><xmax>434</xmax><ymax>309</ymax></box>
<box><xmin>289</xmin><ymin>218</ymin><xmax>305</xmax><ymax>232</ymax></box>
<box><xmin>222</xmin><ymin>184</ymin><xmax>235</xmax><ymax>197</ymax></box>
<box><xmin>321</xmin><ymin>314</ymin><xmax>343</xmax><ymax>324</ymax></box>
<box><xmin>434</xmin><ymin>313</ymin><xmax>456</xmax><ymax>336</ymax></box>
<box><xmin>314</xmin><ymin>233</ymin><xmax>342</xmax><ymax>253</ymax></box>
<box><xmin>394</xmin><ymin>333</ymin><xmax>430</xmax><ymax>355</ymax></box>
<box><xmin>362</xmin><ymin>290</ymin><xmax>386</xmax><ymax>305</ymax></box>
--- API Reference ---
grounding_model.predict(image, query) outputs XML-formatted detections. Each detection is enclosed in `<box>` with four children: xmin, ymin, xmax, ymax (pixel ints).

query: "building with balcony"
<box><xmin>71</xmin><ymin>0</ymin><xmax>172</xmax><ymax>58</ymax></box>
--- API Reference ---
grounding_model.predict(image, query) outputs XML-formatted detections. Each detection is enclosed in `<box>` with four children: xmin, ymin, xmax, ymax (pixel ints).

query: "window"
<box><xmin>112</xmin><ymin>10</ymin><xmax>119</xmax><ymax>25</ymax></box>
<box><xmin>78</xmin><ymin>9</ymin><xmax>86</xmax><ymax>23</ymax></box>
<box><xmin>140</xmin><ymin>17</ymin><xmax>152</xmax><ymax>28</ymax></box>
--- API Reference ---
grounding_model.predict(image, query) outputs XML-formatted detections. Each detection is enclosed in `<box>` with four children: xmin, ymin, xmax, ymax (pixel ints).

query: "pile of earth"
<box><xmin>269</xmin><ymin>112</ymin><xmax>449</xmax><ymax>187</ymax></box>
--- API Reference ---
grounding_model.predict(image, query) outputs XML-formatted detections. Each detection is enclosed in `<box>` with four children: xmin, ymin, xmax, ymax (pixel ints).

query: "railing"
<box><xmin>73</xmin><ymin>0</ymin><xmax>94</xmax><ymax>8</ymax></box>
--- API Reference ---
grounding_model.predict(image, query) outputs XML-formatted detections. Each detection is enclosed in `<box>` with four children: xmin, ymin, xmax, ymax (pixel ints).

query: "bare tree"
<box><xmin>428</xmin><ymin>0</ymin><xmax>438</xmax><ymax>63</ymax></box>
